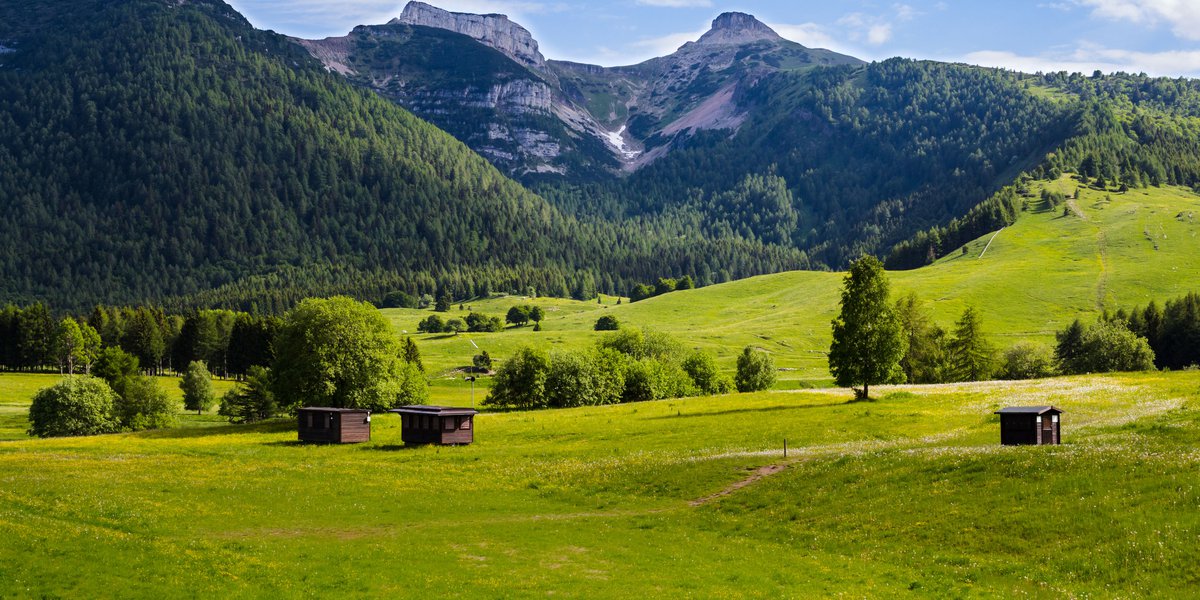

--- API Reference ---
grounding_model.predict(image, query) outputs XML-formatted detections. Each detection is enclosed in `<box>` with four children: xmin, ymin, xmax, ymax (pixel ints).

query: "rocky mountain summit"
<box><xmin>696</xmin><ymin>12</ymin><xmax>783</xmax><ymax>46</ymax></box>
<box><xmin>300</xmin><ymin>3</ymin><xmax>861</xmax><ymax>180</ymax></box>
<box><xmin>392</xmin><ymin>1</ymin><xmax>545</xmax><ymax>70</ymax></box>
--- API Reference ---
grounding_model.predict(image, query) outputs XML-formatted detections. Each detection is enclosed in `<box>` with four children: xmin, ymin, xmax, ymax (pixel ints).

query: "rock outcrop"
<box><xmin>697</xmin><ymin>12</ymin><xmax>783</xmax><ymax>46</ymax></box>
<box><xmin>393</xmin><ymin>1</ymin><xmax>545</xmax><ymax>69</ymax></box>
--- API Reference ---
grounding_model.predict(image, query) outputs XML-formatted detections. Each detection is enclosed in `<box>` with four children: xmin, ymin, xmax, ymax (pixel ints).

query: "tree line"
<box><xmin>27</xmin><ymin>296</ymin><xmax>429</xmax><ymax>437</ymax></box>
<box><xmin>0</xmin><ymin>303</ymin><xmax>278</xmax><ymax>379</ymax></box>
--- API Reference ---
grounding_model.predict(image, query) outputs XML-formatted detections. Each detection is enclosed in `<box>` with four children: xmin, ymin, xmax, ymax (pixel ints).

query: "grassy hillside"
<box><xmin>391</xmin><ymin>178</ymin><xmax>1200</xmax><ymax>386</ymax></box>
<box><xmin>1</xmin><ymin>370</ymin><xmax>1197</xmax><ymax>596</ymax></box>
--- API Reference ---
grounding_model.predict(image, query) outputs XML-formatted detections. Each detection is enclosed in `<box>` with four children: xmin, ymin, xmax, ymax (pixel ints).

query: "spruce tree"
<box><xmin>829</xmin><ymin>256</ymin><xmax>907</xmax><ymax>399</ymax></box>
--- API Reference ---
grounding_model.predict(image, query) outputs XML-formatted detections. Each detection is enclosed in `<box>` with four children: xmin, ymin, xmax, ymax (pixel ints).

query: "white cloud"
<box><xmin>958</xmin><ymin>44</ymin><xmax>1200</xmax><ymax>77</ymax></box>
<box><xmin>634</xmin><ymin>0</ymin><xmax>713</xmax><ymax>6</ymax></box>
<box><xmin>1077</xmin><ymin>0</ymin><xmax>1200</xmax><ymax>41</ymax></box>
<box><xmin>770</xmin><ymin>23</ymin><xmax>841</xmax><ymax>50</ymax></box>
<box><xmin>867</xmin><ymin>23</ymin><xmax>893</xmax><ymax>45</ymax></box>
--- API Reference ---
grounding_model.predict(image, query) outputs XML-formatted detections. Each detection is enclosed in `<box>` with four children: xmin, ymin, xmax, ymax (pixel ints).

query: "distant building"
<box><xmin>389</xmin><ymin>405</ymin><xmax>478</xmax><ymax>446</ymax></box>
<box><xmin>994</xmin><ymin>406</ymin><xmax>1062</xmax><ymax>445</ymax></box>
<box><xmin>297</xmin><ymin>408</ymin><xmax>372</xmax><ymax>444</ymax></box>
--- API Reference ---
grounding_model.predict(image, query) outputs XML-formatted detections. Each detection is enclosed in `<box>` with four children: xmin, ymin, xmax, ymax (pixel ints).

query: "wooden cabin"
<box><xmin>297</xmin><ymin>407</ymin><xmax>372</xmax><ymax>444</ymax></box>
<box><xmin>389</xmin><ymin>405</ymin><xmax>478</xmax><ymax>446</ymax></box>
<box><xmin>994</xmin><ymin>406</ymin><xmax>1062</xmax><ymax>446</ymax></box>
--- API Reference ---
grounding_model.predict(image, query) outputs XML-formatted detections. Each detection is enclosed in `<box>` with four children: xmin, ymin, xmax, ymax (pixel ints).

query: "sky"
<box><xmin>225</xmin><ymin>0</ymin><xmax>1200</xmax><ymax>77</ymax></box>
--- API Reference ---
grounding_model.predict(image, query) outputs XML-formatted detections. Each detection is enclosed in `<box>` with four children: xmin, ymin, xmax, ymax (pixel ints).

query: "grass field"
<box><xmin>394</xmin><ymin>179</ymin><xmax>1200</xmax><ymax>389</ymax></box>
<box><xmin>1</xmin><ymin>370</ymin><xmax>1198</xmax><ymax>597</ymax></box>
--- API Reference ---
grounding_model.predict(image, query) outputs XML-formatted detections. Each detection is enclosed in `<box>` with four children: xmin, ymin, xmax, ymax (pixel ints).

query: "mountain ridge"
<box><xmin>300</xmin><ymin>2</ymin><xmax>862</xmax><ymax>178</ymax></box>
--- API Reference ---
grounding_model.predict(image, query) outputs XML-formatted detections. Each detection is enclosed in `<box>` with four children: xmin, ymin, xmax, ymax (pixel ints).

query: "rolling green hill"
<box><xmin>391</xmin><ymin>177</ymin><xmax>1200</xmax><ymax>385</ymax></box>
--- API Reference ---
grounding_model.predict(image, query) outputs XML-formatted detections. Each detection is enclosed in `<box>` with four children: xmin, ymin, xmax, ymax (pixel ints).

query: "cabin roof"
<box><xmin>389</xmin><ymin>405</ymin><xmax>479</xmax><ymax>417</ymax></box>
<box><xmin>297</xmin><ymin>407</ymin><xmax>371</xmax><ymax>414</ymax></box>
<box><xmin>994</xmin><ymin>406</ymin><xmax>1062</xmax><ymax>415</ymax></box>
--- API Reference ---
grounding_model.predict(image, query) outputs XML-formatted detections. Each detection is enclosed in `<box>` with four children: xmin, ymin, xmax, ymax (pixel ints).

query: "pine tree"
<box><xmin>948</xmin><ymin>307</ymin><xmax>996</xmax><ymax>382</ymax></box>
<box><xmin>829</xmin><ymin>256</ymin><xmax>907</xmax><ymax>399</ymax></box>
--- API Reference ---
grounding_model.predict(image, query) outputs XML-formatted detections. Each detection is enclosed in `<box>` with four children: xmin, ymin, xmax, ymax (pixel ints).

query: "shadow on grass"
<box><xmin>263</xmin><ymin>440</ymin><xmax>305</xmax><ymax>447</ymax></box>
<box><xmin>367</xmin><ymin>444</ymin><xmax>421</xmax><ymax>452</ymax></box>
<box><xmin>650</xmin><ymin>401</ymin><xmax>852</xmax><ymax>420</ymax></box>
<box><xmin>138</xmin><ymin>419</ymin><xmax>293</xmax><ymax>439</ymax></box>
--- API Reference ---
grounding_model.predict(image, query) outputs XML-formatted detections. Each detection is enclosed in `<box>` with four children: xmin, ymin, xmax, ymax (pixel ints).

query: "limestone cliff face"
<box><xmin>393</xmin><ymin>1</ymin><xmax>545</xmax><ymax>70</ymax></box>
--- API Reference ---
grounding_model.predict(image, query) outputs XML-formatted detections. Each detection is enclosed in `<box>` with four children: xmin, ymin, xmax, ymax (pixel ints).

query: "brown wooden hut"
<box><xmin>389</xmin><ymin>405</ymin><xmax>478</xmax><ymax>446</ymax></box>
<box><xmin>297</xmin><ymin>407</ymin><xmax>372</xmax><ymax>444</ymax></box>
<box><xmin>994</xmin><ymin>406</ymin><xmax>1062</xmax><ymax>445</ymax></box>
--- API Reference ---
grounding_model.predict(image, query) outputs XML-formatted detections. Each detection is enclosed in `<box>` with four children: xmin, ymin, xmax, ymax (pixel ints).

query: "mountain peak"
<box><xmin>697</xmin><ymin>12</ymin><xmax>782</xmax><ymax>45</ymax></box>
<box><xmin>392</xmin><ymin>1</ymin><xmax>545</xmax><ymax>69</ymax></box>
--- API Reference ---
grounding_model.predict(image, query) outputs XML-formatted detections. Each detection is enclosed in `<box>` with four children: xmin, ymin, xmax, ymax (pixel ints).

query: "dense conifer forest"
<box><xmin>0</xmin><ymin>0</ymin><xmax>804</xmax><ymax>311</ymax></box>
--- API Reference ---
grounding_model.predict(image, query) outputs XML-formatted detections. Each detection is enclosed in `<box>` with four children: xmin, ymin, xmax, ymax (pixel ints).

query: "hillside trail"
<box><xmin>688</xmin><ymin>459</ymin><xmax>803</xmax><ymax>507</ymax></box>
<box><xmin>1096</xmin><ymin>229</ymin><xmax>1110</xmax><ymax>310</ymax></box>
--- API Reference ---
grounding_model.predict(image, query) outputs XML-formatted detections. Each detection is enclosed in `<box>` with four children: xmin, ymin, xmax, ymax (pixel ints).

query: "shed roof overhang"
<box><xmin>994</xmin><ymin>406</ymin><xmax>1062</xmax><ymax>415</ymax></box>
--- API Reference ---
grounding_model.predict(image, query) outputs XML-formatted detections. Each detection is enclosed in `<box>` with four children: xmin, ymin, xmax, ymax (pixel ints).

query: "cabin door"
<box><xmin>1042</xmin><ymin>416</ymin><xmax>1055</xmax><ymax>445</ymax></box>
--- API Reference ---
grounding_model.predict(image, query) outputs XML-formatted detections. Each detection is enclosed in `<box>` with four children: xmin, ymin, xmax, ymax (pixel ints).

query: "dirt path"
<box><xmin>688</xmin><ymin>460</ymin><xmax>799</xmax><ymax>507</ymax></box>
<box><xmin>1096</xmin><ymin>229</ymin><xmax>1110</xmax><ymax>310</ymax></box>
<box><xmin>978</xmin><ymin>227</ymin><xmax>1005</xmax><ymax>259</ymax></box>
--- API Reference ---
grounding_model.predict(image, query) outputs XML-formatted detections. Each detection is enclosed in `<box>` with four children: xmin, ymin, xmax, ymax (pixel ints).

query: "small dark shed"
<box><xmin>389</xmin><ymin>405</ymin><xmax>478</xmax><ymax>446</ymax></box>
<box><xmin>297</xmin><ymin>407</ymin><xmax>372</xmax><ymax>444</ymax></box>
<box><xmin>994</xmin><ymin>406</ymin><xmax>1062</xmax><ymax>446</ymax></box>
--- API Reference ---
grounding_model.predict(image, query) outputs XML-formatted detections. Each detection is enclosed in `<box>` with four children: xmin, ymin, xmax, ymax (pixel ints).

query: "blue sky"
<box><xmin>226</xmin><ymin>0</ymin><xmax>1200</xmax><ymax>76</ymax></box>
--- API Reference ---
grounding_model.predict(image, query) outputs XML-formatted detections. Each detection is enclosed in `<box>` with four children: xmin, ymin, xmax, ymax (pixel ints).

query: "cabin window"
<box><xmin>1036</xmin><ymin>416</ymin><xmax>1042</xmax><ymax>425</ymax></box>
<box><xmin>444</xmin><ymin>418</ymin><xmax>455</xmax><ymax>431</ymax></box>
<box><xmin>306</xmin><ymin>413</ymin><xmax>313</xmax><ymax>428</ymax></box>
<box><xmin>1052</xmin><ymin>414</ymin><xmax>1059</xmax><ymax>424</ymax></box>
<box><xmin>461</xmin><ymin>419</ymin><xmax>471</xmax><ymax>430</ymax></box>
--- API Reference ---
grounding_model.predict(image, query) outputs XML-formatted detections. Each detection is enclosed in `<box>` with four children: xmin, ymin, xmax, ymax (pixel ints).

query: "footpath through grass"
<box><xmin>1</xmin><ymin>371</ymin><xmax>1197</xmax><ymax>597</ymax></box>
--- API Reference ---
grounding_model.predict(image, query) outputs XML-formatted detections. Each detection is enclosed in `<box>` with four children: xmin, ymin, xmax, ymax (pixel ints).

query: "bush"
<box><xmin>594</xmin><ymin>315</ymin><xmax>620</xmax><ymax>331</ymax></box>
<box><xmin>1058</xmin><ymin>320</ymin><xmax>1156</xmax><ymax>374</ymax></box>
<box><xmin>484</xmin><ymin>347</ymin><xmax>550</xmax><ymax>409</ymax></box>
<box><xmin>622</xmin><ymin>358</ymin><xmax>693</xmax><ymax>403</ymax></box>
<box><xmin>998</xmin><ymin>343</ymin><xmax>1057</xmax><ymax>380</ymax></box>
<box><xmin>27</xmin><ymin>376</ymin><xmax>120</xmax><ymax>438</ymax></box>
<box><xmin>116</xmin><ymin>376</ymin><xmax>178</xmax><ymax>431</ymax></box>
<box><xmin>735</xmin><ymin>347</ymin><xmax>776</xmax><ymax>392</ymax></box>
<box><xmin>473</xmin><ymin>351</ymin><xmax>493</xmax><ymax>372</ymax></box>
<box><xmin>545</xmin><ymin>351</ymin><xmax>607</xmax><ymax>408</ymax></box>
<box><xmin>417</xmin><ymin>315</ymin><xmax>445</xmax><ymax>334</ymax></box>
<box><xmin>220</xmin><ymin>365</ymin><xmax>278</xmax><ymax>424</ymax></box>
<box><xmin>466</xmin><ymin>312</ymin><xmax>504</xmax><ymax>333</ymax></box>
<box><xmin>682</xmin><ymin>350</ymin><xmax>734</xmax><ymax>395</ymax></box>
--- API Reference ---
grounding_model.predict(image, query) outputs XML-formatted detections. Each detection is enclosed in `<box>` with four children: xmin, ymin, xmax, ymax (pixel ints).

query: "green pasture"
<box><xmin>0</xmin><ymin>372</ymin><xmax>238</xmax><ymax>441</ymax></box>
<box><xmin>393</xmin><ymin>179</ymin><xmax>1200</xmax><ymax>381</ymax></box>
<box><xmin>1</xmin><ymin>370</ymin><xmax>1198</xmax><ymax>597</ymax></box>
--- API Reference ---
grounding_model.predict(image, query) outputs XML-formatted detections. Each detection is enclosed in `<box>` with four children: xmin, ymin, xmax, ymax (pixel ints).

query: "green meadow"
<box><xmin>1</xmin><ymin>370</ymin><xmax>1198</xmax><ymax>597</ymax></box>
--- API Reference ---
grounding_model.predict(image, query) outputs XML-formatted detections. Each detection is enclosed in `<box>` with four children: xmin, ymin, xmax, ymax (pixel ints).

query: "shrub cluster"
<box><xmin>483</xmin><ymin>328</ymin><xmax>740</xmax><ymax>410</ymax></box>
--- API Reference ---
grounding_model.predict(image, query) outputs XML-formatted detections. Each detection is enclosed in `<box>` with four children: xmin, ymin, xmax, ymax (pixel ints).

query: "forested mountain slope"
<box><xmin>0</xmin><ymin>0</ymin><xmax>805</xmax><ymax>311</ymax></box>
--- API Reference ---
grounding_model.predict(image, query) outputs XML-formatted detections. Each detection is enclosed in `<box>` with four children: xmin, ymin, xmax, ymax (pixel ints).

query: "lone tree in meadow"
<box><xmin>273</xmin><ymin>296</ymin><xmax>428</xmax><ymax>411</ymax></box>
<box><xmin>180</xmin><ymin>360</ymin><xmax>215</xmax><ymax>415</ymax></box>
<box><xmin>829</xmin><ymin>255</ymin><xmax>907</xmax><ymax>399</ymax></box>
